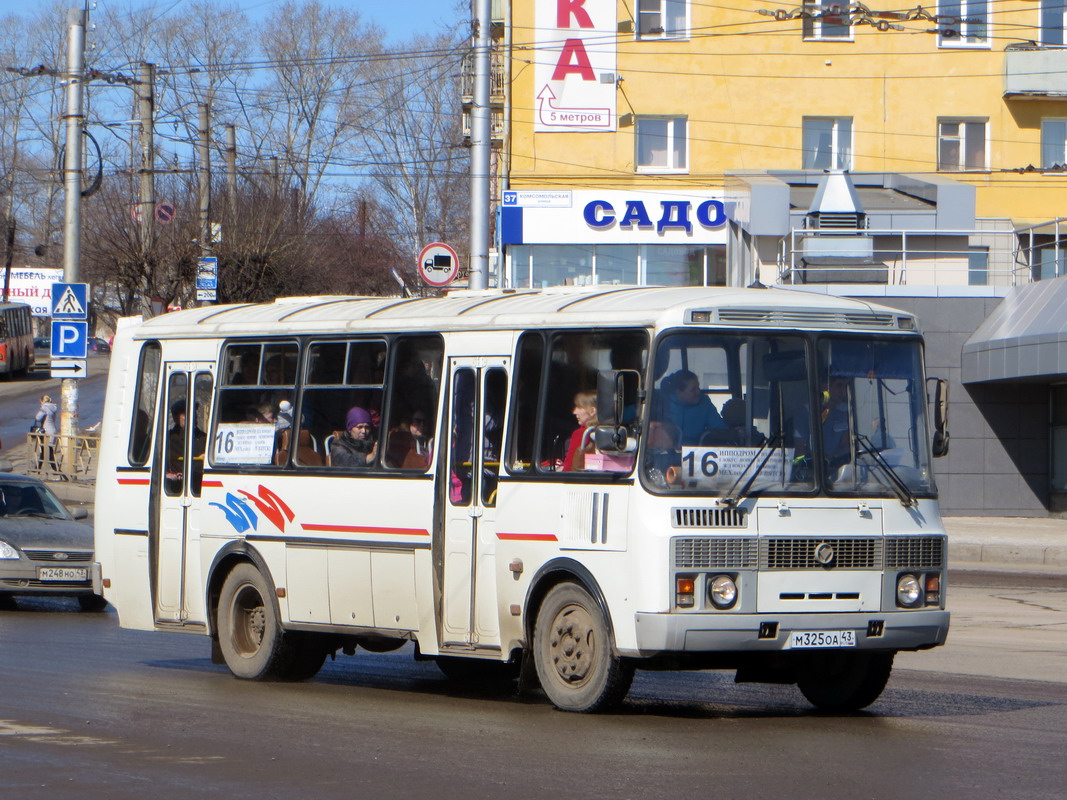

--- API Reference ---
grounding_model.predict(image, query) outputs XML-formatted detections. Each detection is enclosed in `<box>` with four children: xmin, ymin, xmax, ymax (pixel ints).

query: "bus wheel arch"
<box><xmin>524</xmin><ymin>560</ymin><xmax>634</xmax><ymax>713</ymax></box>
<box><xmin>208</xmin><ymin>544</ymin><xmax>326</xmax><ymax>682</ymax></box>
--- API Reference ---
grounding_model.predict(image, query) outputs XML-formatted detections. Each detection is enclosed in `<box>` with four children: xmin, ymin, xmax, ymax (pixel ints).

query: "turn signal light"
<box><xmin>925</xmin><ymin>574</ymin><xmax>941</xmax><ymax>605</ymax></box>
<box><xmin>676</xmin><ymin>577</ymin><xmax>695</xmax><ymax>608</ymax></box>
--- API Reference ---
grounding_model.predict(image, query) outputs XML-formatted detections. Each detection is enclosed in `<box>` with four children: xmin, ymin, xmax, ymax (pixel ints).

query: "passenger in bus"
<box><xmin>385</xmin><ymin>410</ymin><xmax>434</xmax><ymax>469</ymax></box>
<box><xmin>662</xmin><ymin>369</ymin><xmax>727</xmax><ymax>445</ymax></box>
<box><xmin>562</xmin><ymin>390</ymin><xmax>598</xmax><ymax>471</ymax></box>
<box><xmin>329</xmin><ymin>406</ymin><xmax>378</xmax><ymax>468</ymax></box>
<box><xmin>720</xmin><ymin>398</ymin><xmax>766</xmax><ymax>447</ymax></box>
<box><xmin>821</xmin><ymin>375</ymin><xmax>852</xmax><ymax>471</ymax></box>
<box><xmin>165</xmin><ymin>400</ymin><xmax>207</xmax><ymax>491</ymax></box>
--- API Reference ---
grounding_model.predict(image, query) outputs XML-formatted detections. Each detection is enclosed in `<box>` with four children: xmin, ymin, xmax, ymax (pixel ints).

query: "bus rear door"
<box><xmin>441</xmin><ymin>358</ymin><xmax>508</xmax><ymax>650</ymax></box>
<box><xmin>154</xmin><ymin>363</ymin><xmax>214</xmax><ymax>624</ymax></box>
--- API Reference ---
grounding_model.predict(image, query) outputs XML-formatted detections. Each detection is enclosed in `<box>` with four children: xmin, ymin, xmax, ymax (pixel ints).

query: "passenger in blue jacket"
<box><xmin>663</xmin><ymin>369</ymin><xmax>727</xmax><ymax>445</ymax></box>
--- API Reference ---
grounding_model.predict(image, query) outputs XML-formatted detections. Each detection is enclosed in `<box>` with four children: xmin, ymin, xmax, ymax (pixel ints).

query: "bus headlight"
<box><xmin>896</xmin><ymin>573</ymin><xmax>922</xmax><ymax>608</ymax></box>
<box><xmin>708</xmin><ymin>575</ymin><xmax>738</xmax><ymax>609</ymax></box>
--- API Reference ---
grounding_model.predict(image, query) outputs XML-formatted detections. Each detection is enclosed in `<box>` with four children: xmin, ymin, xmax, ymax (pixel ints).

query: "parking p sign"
<box><xmin>51</xmin><ymin>320</ymin><xmax>88</xmax><ymax>360</ymax></box>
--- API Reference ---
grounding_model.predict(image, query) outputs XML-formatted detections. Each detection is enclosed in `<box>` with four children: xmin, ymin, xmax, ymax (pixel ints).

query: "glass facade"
<box><xmin>508</xmin><ymin>244</ymin><xmax>725</xmax><ymax>288</ymax></box>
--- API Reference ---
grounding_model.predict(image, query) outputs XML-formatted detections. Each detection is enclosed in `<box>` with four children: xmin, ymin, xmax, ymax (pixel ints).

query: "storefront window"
<box><xmin>595</xmin><ymin>245</ymin><xmax>639</xmax><ymax>284</ymax></box>
<box><xmin>530</xmin><ymin>245</ymin><xmax>594</xmax><ymax>287</ymax></box>
<box><xmin>645</xmin><ymin>245</ymin><xmax>705</xmax><ymax>286</ymax></box>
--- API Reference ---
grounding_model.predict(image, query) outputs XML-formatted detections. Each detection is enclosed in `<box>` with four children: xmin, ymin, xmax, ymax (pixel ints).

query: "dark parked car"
<box><xmin>88</xmin><ymin>337</ymin><xmax>111</xmax><ymax>354</ymax></box>
<box><xmin>0</xmin><ymin>471</ymin><xmax>105</xmax><ymax>611</ymax></box>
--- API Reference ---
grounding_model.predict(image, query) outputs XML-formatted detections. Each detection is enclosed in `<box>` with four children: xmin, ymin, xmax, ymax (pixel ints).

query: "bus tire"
<box><xmin>533</xmin><ymin>583</ymin><xmax>634</xmax><ymax>713</ymax></box>
<box><xmin>796</xmin><ymin>651</ymin><xmax>894</xmax><ymax>712</ymax></box>
<box><xmin>218</xmin><ymin>563</ymin><xmax>315</xmax><ymax>681</ymax></box>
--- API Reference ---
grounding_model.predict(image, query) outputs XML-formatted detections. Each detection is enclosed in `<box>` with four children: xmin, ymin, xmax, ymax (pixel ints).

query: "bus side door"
<box><xmin>154</xmin><ymin>363</ymin><xmax>214</xmax><ymax>624</ymax></box>
<box><xmin>441</xmin><ymin>358</ymin><xmax>508</xmax><ymax>649</ymax></box>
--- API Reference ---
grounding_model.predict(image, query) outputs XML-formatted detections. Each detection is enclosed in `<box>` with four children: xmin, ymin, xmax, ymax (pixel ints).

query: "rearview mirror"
<box><xmin>595</xmin><ymin>369</ymin><xmax>640</xmax><ymax>452</ymax></box>
<box><xmin>927</xmin><ymin>377</ymin><xmax>949</xmax><ymax>457</ymax></box>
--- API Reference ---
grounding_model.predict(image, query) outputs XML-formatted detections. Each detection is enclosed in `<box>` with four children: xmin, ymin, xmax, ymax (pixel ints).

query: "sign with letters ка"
<box><xmin>534</xmin><ymin>0</ymin><xmax>617</xmax><ymax>133</ymax></box>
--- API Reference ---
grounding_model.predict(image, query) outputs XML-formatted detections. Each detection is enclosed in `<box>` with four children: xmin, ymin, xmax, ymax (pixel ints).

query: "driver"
<box><xmin>663</xmin><ymin>369</ymin><xmax>727</xmax><ymax>446</ymax></box>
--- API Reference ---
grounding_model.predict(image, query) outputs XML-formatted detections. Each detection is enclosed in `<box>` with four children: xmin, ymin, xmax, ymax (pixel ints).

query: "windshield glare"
<box><xmin>643</xmin><ymin>332</ymin><xmax>935</xmax><ymax>499</ymax></box>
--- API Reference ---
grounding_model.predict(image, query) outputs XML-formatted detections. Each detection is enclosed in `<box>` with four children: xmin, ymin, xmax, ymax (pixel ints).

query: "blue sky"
<box><xmin>6</xmin><ymin>1</ymin><xmax>465</xmax><ymax>43</ymax></box>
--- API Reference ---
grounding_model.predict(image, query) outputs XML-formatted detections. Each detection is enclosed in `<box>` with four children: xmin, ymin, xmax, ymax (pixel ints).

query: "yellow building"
<box><xmin>486</xmin><ymin>0</ymin><xmax>1067</xmax><ymax>288</ymax></box>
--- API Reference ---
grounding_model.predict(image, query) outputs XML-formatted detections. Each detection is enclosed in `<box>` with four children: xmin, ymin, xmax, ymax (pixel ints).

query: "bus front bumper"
<box><xmin>631</xmin><ymin>609</ymin><xmax>949</xmax><ymax>656</ymax></box>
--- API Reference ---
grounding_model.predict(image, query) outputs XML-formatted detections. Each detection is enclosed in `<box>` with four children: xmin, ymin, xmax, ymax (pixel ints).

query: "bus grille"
<box><xmin>672</xmin><ymin>507</ymin><xmax>748</xmax><ymax>528</ymax></box>
<box><xmin>673</xmin><ymin>537</ymin><xmax>758</xmax><ymax>569</ymax></box>
<box><xmin>760</xmin><ymin>537</ymin><xmax>882</xmax><ymax>570</ymax></box>
<box><xmin>22</xmin><ymin>550</ymin><xmax>93</xmax><ymax>563</ymax></box>
<box><xmin>885</xmin><ymin>537</ymin><xmax>945</xmax><ymax>569</ymax></box>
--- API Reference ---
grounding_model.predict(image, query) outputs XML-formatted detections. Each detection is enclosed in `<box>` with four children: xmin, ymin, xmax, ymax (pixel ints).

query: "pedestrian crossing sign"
<box><xmin>51</xmin><ymin>282</ymin><xmax>89</xmax><ymax>320</ymax></box>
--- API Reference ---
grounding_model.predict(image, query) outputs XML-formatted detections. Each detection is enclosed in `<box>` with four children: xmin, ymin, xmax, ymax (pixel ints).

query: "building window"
<box><xmin>937</xmin><ymin>119</ymin><xmax>987</xmax><ymax>171</ymax></box>
<box><xmin>802</xmin><ymin>117</ymin><xmax>853</xmax><ymax>170</ymax></box>
<box><xmin>938</xmin><ymin>0</ymin><xmax>989</xmax><ymax>47</ymax></box>
<box><xmin>802</xmin><ymin>0</ymin><xmax>852</xmax><ymax>40</ymax></box>
<box><xmin>1042</xmin><ymin>0</ymin><xmax>1067</xmax><ymax>46</ymax></box>
<box><xmin>1042</xmin><ymin>119</ymin><xmax>1067</xmax><ymax>169</ymax></box>
<box><xmin>636</xmin><ymin>116</ymin><xmax>687</xmax><ymax>173</ymax></box>
<box><xmin>637</xmin><ymin>0</ymin><xmax>687</xmax><ymax>39</ymax></box>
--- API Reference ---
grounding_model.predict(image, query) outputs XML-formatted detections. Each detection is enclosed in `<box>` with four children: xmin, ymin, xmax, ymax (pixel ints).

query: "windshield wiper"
<box><xmin>722</xmin><ymin>433</ymin><xmax>784</xmax><ymax>508</ymax></box>
<box><xmin>854</xmin><ymin>434</ymin><xmax>917</xmax><ymax>508</ymax></box>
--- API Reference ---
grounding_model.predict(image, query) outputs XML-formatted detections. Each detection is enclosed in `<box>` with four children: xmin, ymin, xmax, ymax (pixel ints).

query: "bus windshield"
<box><xmin>642</xmin><ymin>331</ymin><xmax>935</xmax><ymax>500</ymax></box>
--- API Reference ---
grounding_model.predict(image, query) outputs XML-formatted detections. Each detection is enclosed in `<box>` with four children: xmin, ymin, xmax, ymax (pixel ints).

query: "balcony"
<box><xmin>1004</xmin><ymin>46</ymin><xmax>1067</xmax><ymax>99</ymax></box>
<box><xmin>460</xmin><ymin>49</ymin><xmax>507</xmax><ymax>107</ymax></box>
<box><xmin>461</xmin><ymin>109</ymin><xmax>505</xmax><ymax>146</ymax></box>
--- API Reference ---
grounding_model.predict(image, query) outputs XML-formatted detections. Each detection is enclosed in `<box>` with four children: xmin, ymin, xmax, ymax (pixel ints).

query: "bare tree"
<box><xmin>355</xmin><ymin>30</ymin><xmax>470</xmax><ymax>272</ymax></box>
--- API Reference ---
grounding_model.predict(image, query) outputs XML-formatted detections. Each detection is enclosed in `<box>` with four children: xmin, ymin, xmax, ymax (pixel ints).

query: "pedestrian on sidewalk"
<box><xmin>32</xmin><ymin>394</ymin><xmax>59</xmax><ymax>476</ymax></box>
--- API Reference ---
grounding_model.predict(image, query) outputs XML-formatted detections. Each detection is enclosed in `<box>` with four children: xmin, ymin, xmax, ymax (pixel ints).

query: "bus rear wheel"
<box><xmin>217</xmin><ymin>563</ymin><xmax>324</xmax><ymax>682</ymax></box>
<box><xmin>533</xmin><ymin>583</ymin><xmax>633</xmax><ymax>713</ymax></box>
<box><xmin>796</xmin><ymin>651</ymin><xmax>894</xmax><ymax>712</ymax></box>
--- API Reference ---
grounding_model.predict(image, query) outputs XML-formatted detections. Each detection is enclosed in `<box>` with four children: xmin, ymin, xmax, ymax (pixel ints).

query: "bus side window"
<box><xmin>382</xmin><ymin>335</ymin><xmax>443</xmax><ymax>470</ymax></box>
<box><xmin>507</xmin><ymin>333</ymin><xmax>544</xmax><ymax>474</ymax></box>
<box><xmin>213</xmin><ymin>340</ymin><xmax>298</xmax><ymax>467</ymax></box>
<box><xmin>300</xmin><ymin>339</ymin><xmax>386</xmax><ymax>469</ymax></box>
<box><xmin>128</xmin><ymin>342</ymin><xmax>161</xmax><ymax>467</ymax></box>
<box><xmin>534</xmin><ymin>329</ymin><xmax>648</xmax><ymax>474</ymax></box>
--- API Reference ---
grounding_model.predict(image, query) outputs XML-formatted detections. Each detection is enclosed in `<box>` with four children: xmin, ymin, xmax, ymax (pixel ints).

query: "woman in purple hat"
<box><xmin>329</xmin><ymin>406</ymin><xmax>378</xmax><ymax>468</ymax></box>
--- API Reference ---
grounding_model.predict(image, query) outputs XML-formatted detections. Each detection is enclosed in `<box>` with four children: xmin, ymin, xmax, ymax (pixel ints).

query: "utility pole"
<box><xmin>225</xmin><ymin>123</ymin><xmax>237</xmax><ymax>213</ymax></box>
<box><xmin>136</xmin><ymin>62</ymin><xmax>155</xmax><ymax>318</ymax></box>
<box><xmin>60</xmin><ymin>7</ymin><xmax>86</xmax><ymax>442</ymax></box>
<box><xmin>197</xmin><ymin>102</ymin><xmax>212</xmax><ymax>305</ymax></box>
<box><xmin>468</xmin><ymin>0</ymin><xmax>491</xmax><ymax>290</ymax></box>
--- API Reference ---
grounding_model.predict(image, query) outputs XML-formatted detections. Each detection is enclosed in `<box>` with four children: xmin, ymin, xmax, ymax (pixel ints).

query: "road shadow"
<box><xmin>135</xmin><ymin>646</ymin><xmax>1061</xmax><ymax>720</ymax></box>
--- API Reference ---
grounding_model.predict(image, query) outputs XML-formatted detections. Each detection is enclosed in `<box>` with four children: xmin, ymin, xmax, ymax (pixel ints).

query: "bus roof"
<box><xmin>121</xmin><ymin>285</ymin><xmax>918</xmax><ymax>338</ymax></box>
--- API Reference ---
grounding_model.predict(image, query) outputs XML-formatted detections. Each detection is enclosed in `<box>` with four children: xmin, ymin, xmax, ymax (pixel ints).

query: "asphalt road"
<box><xmin>1</xmin><ymin>575</ymin><xmax>1065</xmax><ymax>800</ymax></box>
<box><xmin>0</xmin><ymin>353</ymin><xmax>109</xmax><ymax>455</ymax></box>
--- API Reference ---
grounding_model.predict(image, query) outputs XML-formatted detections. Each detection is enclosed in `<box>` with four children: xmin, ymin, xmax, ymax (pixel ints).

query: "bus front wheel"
<box><xmin>533</xmin><ymin>583</ymin><xmax>634</xmax><ymax>713</ymax></box>
<box><xmin>217</xmin><ymin>563</ymin><xmax>324</xmax><ymax>682</ymax></box>
<box><xmin>796</xmin><ymin>651</ymin><xmax>894</xmax><ymax>712</ymax></box>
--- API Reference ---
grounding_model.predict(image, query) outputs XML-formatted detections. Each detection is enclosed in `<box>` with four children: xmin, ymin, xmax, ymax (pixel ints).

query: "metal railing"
<box><xmin>26</xmin><ymin>432</ymin><xmax>99</xmax><ymax>482</ymax></box>
<box><xmin>780</xmin><ymin>227</ymin><xmax>1037</xmax><ymax>287</ymax></box>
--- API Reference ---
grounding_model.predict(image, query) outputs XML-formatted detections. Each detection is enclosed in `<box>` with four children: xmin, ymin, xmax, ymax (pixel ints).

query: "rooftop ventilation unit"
<box><xmin>807</xmin><ymin>170</ymin><xmax>866</xmax><ymax>232</ymax></box>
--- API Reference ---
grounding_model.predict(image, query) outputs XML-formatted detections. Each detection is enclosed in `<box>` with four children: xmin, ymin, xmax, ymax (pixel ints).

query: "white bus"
<box><xmin>94</xmin><ymin>286</ymin><xmax>950</xmax><ymax>712</ymax></box>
